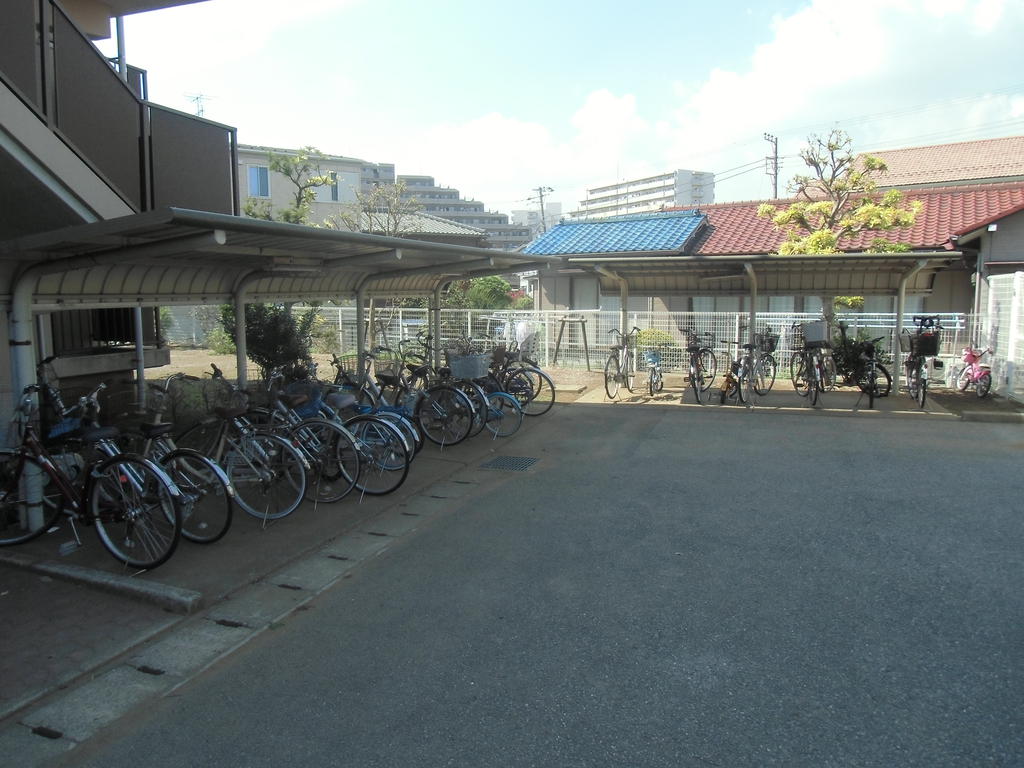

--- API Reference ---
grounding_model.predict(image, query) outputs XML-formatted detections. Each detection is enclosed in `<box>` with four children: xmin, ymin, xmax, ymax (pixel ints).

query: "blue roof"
<box><xmin>522</xmin><ymin>211</ymin><xmax>706</xmax><ymax>256</ymax></box>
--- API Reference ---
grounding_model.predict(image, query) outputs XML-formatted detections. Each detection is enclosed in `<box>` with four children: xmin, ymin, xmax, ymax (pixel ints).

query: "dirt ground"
<box><xmin>156</xmin><ymin>347</ymin><xmax>1023</xmax><ymax>415</ymax></box>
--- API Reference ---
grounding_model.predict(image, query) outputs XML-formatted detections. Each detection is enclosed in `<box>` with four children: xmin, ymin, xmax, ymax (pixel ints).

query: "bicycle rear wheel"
<box><xmin>453</xmin><ymin>380</ymin><xmax>489</xmax><ymax>437</ymax></box>
<box><xmin>417</xmin><ymin>385</ymin><xmax>474</xmax><ymax>446</ymax></box>
<box><xmin>224</xmin><ymin>433</ymin><xmax>307</xmax><ymax>520</ymax></box>
<box><xmin>485</xmin><ymin>392</ymin><xmax>523</xmax><ymax>438</ymax></box>
<box><xmin>346</xmin><ymin>416</ymin><xmax>410</xmax><ymax>495</ymax></box>
<box><xmin>0</xmin><ymin>452</ymin><xmax>65</xmax><ymax>546</ymax></box>
<box><xmin>89</xmin><ymin>454</ymin><xmax>181</xmax><ymax>569</ymax></box>
<box><xmin>289</xmin><ymin>419</ymin><xmax>360</xmax><ymax>504</ymax></box>
<box><xmin>159</xmin><ymin>448</ymin><xmax>233</xmax><ymax>544</ymax></box>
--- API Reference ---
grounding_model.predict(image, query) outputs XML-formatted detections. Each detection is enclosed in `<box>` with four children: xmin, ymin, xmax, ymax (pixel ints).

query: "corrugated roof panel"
<box><xmin>523</xmin><ymin>211</ymin><xmax>705</xmax><ymax>255</ymax></box>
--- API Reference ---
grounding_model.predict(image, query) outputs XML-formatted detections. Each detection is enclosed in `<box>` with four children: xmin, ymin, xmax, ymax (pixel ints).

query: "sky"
<box><xmin>97</xmin><ymin>0</ymin><xmax>1024</xmax><ymax>216</ymax></box>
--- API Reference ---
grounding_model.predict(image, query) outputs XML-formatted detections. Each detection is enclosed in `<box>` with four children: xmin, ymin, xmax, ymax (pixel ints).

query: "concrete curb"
<box><xmin>0</xmin><ymin>551</ymin><xmax>202</xmax><ymax>614</ymax></box>
<box><xmin>960</xmin><ymin>410</ymin><xmax>1024</xmax><ymax>424</ymax></box>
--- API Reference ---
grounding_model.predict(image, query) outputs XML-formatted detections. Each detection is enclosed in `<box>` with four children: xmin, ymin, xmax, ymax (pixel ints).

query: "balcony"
<box><xmin>0</xmin><ymin>0</ymin><xmax>238</xmax><ymax>227</ymax></box>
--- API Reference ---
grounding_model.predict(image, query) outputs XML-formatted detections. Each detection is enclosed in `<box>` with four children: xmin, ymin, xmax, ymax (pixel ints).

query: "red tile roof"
<box><xmin>677</xmin><ymin>183</ymin><xmax>1024</xmax><ymax>255</ymax></box>
<box><xmin>866</xmin><ymin>135</ymin><xmax>1024</xmax><ymax>188</ymax></box>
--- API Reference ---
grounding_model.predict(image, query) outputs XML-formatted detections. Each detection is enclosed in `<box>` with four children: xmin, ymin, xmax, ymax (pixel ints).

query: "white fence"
<box><xmin>166</xmin><ymin>305</ymin><xmax>971</xmax><ymax>376</ymax></box>
<box><xmin>977</xmin><ymin>272</ymin><xmax>1024</xmax><ymax>402</ymax></box>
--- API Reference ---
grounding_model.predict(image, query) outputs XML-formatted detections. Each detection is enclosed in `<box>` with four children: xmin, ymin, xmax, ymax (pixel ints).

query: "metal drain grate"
<box><xmin>479</xmin><ymin>456</ymin><xmax>539</xmax><ymax>472</ymax></box>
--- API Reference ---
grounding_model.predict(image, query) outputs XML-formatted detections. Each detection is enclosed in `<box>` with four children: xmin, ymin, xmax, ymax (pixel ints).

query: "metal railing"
<box><xmin>0</xmin><ymin>0</ymin><xmax>238</xmax><ymax>215</ymax></box>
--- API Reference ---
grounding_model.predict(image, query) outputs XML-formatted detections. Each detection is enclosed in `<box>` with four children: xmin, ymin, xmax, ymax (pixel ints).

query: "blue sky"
<box><xmin>98</xmin><ymin>0</ymin><xmax>1024</xmax><ymax>215</ymax></box>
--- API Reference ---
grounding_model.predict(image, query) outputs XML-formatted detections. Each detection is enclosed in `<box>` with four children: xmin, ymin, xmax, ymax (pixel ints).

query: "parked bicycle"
<box><xmin>175</xmin><ymin>404</ymin><xmax>309</xmax><ymax>523</ymax></box>
<box><xmin>790</xmin><ymin>320</ymin><xmax>831</xmax><ymax>406</ymax></box>
<box><xmin>680</xmin><ymin>327</ymin><xmax>717</xmax><ymax>404</ymax></box>
<box><xmin>644</xmin><ymin>349</ymin><xmax>664</xmax><ymax>397</ymax></box>
<box><xmin>953</xmin><ymin>344</ymin><xmax>993</xmax><ymax>398</ymax></box>
<box><xmin>0</xmin><ymin>384</ymin><xmax>182</xmax><ymax>569</ymax></box>
<box><xmin>604</xmin><ymin>327</ymin><xmax>640</xmax><ymax>399</ymax></box>
<box><xmin>900</xmin><ymin>315</ymin><xmax>942</xmax><ymax>408</ymax></box>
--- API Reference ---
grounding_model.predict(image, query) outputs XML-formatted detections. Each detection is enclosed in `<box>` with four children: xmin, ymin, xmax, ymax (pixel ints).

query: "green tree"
<box><xmin>243</xmin><ymin>146</ymin><xmax>333</xmax><ymax>225</ymax></box>
<box><xmin>757</xmin><ymin>129</ymin><xmax>921</xmax><ymax>255</ymax></box>
<box><xmin>465</xmin><ymin>276</ymin><xmax>513</xmax><ymax>309</ymax></box>
<box><xmin>219</xmin><ymin>303</ymin><xmax>320</xmax><ymax>382</ymax></box>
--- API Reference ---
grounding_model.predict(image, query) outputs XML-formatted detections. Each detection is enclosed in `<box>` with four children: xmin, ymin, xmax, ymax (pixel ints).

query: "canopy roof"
<box><xmin>0</xmin><ymin>207</ymin><xmax>565</xmax><ymax>309</ymax></box>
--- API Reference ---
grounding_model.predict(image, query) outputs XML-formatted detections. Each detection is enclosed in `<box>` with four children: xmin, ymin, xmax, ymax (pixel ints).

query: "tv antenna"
<box><xmin>185</xmin><ymin>92</ymin><xmax>213</xmax><ymax>117</ymax></box>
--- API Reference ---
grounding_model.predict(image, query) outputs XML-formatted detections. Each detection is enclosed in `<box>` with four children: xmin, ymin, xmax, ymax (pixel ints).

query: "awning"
<box><xmin>0</xmin><ymin>207</ymin><xmax>565</xmax><ymax>309</ymax></box>
<box><xmin>563</xmin><ymin>251</ymin><xmax>961</xmax><ymax>296</ymax></box>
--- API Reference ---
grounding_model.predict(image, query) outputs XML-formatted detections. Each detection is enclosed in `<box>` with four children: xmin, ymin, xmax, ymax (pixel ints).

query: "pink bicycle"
<box><xmin>955</xmin><ymin>345</ymin><xmax>992</xmax><ymax>398</ymax></box>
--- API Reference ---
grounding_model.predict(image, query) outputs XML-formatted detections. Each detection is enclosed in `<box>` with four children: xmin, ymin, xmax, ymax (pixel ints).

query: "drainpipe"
<box><xmin>433</xmin><ymin>283</ymin><xmax>445</xmax><ymax>370</ymax></box>
<box><xmin>115</xmin><ymin>17</ymin><xmax>128</xmax><ymax>82</ymax></box>
<box><xmin>744</xmin><ymin>263</ymin><xmax>757</xmax><ymax>343</ymax></box>
<box><xmin>355</xmin><ymin>286</ymin><xmax>366</xmax><ymax>375</ymax></box>
<box><xmin>133</xmin><ymin>306</ymin><xmax>146</xmax><ymax>411</ymax></box>
<box><xmin>894</xmin><ymin>259</ymin><xmax>929</xmax><ymax>392</ymax></box>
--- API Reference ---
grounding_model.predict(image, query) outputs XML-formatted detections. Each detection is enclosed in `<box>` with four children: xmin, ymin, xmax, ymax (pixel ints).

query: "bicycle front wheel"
<box><xmin>89</xmin><ymin>454</ymin><xmax>181</xmax><ymax>569</ymax></box>
<box><xmin>224</xmin><ymin>433</ymin><xmax>307</xmax><ymax>520</ymax></box>
<box><xmin>976</xmin><ymin>371</ymin><xmax>992</xmax><ymax>398</ymax></box>
<box><xmin>698</xmin><ymin>349</ymin><xmax>717</xmax><ymax>390</ymax></box>
<box><xmin>159</xmin><ymin>448</ymin><xmax>233</xmax><ymax>544</ymax></box>
<box><xmin>625</xmin><ymin>353</ymin><xmax>637</xmax><ymax>392</ymax></box>
<box><xmin>791</xmin><ymin>353</ymin><xmax>808</xmax><ymax>397</ymax></box>
<box><xmin>754</xmin><ymin>354</ymin><xmax>777</xmax><ymax>395</ymax></box>
<box><xmin>0</xmin><ymin>452</ymin><xmax>65</xmax><ymax>546</ymax></box>
<box><xmin>689</xmin><ymin>359</ymin><xmax>704</xmax><ymax>404</ymax></box>
<box><xmin>604</xmin><ymin>355</ymin><xmax>621</xmax><ymax>399</ymax></box>
<box><xmin>485</xmin><ymin>392</ymin><xmax>524</xmax><ymax>438</ymax></box>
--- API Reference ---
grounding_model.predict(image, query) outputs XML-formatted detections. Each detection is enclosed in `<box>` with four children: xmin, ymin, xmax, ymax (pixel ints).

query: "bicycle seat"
<box><xmin>376</xmin><ymin>373</ymin><xmax>401</xmax><ymax>388</ymax></box>
<box><xmin>325</xmin><ymin>391</ymin><xmax>357</xmax><ymax>411</ymax></box>
<box><xmin>139</xmin><ymin>422</ymin><xmax>174</xmax><ymax>439</ymax></box>
<box><xmin>277</xmin><ymin>392</ymin><xmax>309</xmax><ymax>409</ymax></box>
<box><xmin>741</xmin><ymin>343</ymin><xmax>756</xmax><ymax>351</ymax></box>
<box><xmin>79</xmin><ymin>425</ymin><xmax>120</xmax><ymax>443</ymax></box>
<box><xmin>686</xmin><ymin>345</ymin><xmax>701</xmax><ymax>353</ymax></box>
<box><xmin>407</xmin><ymin>362</ymin><xmax>431</xmax><ymax>377</ymax></box>
<box><xmin>215</xmin><ymin>406</ymin><xmax>248</xmax><ymax>421</ymax></box>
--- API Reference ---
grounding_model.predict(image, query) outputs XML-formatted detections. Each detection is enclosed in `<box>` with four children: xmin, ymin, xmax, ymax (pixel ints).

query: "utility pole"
<box><xmin>764</xmin><ymin>133</ymin><xmax>779</xmax><ymax>199</ymax></box>
<box><xmin>530</xmin><ymin>186</ymin><xmax>554</xmax><ymax>232</ymax></box>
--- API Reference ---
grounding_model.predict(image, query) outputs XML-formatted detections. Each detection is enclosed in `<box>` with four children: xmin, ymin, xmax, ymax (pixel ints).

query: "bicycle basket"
<box><xmin>755</xmin><ymin>332</ymin><xmax>778</xmax><ymax>353</ymax></box>
<box><xmin>644</xmin><ymin>350</ymin><xmax>662</xmax><ymax>365</ymax></box>
<box><xmin>284</xmin><ymin>379</ymin><xmax>323</xmax><ymax>419</ymax></box>
<box><xmin>909</xmin><ymin>333</ymin><xmax>939</xmax><ymax>357</ymax></box>
<box><xmin>898</xmin><ymin>330</ymin><xmax>912</xmax><ymax>353</ymax></box>
<box><xmin>447</xmin><ymin>352</ymin><xmax>491</xmax><ymax>379</ymax></box>
<box><xmin>802</xmin><ymin>320</ymin><xmax>828</xmax><ymax>344</ymax></box>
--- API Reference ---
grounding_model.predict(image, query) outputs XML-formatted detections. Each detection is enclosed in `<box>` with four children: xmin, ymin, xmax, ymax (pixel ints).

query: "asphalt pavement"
<box><xmin>1</xmin><ymin>385</ymin><xmax>1022</xmax><ymax>766</ymax></box>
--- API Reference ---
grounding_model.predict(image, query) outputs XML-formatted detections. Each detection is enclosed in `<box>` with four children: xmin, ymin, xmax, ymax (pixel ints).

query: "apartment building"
<box><xmin>572</xmin><ymin>169</ymin><xmax>715</xmax><ymax>219</ymax></box>
<box><xmin>511</xmin><ymin>202</ymin><xmax>563</xmax><ymax>239</ymax></box>
<box><xmin>398</xmin><ymin>175</ymin><xmax>532</xmax><ymax>250</ymax></box>
<box><xmin>238</xmin><ymin>144</ymin><xmax>371</xmax><ymax>223</ymax></box>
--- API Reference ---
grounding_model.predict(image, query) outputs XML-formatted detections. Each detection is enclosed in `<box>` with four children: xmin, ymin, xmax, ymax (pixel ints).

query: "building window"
<box><xmin>314</xmin><ymin>171</ymin><xmax>339</xmax><ymax>203</ymax></box>
<box><xmin>248</xmin><ymin>165</ymin><xmax>270</xmax><ymax>198</ymax></box>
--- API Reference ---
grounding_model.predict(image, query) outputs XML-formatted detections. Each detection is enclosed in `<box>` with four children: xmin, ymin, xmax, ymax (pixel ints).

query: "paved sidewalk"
<box><xmin>0</xmin><ymin>432</ymin><xmax>499</xmax><ymax>725</ymax></box>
